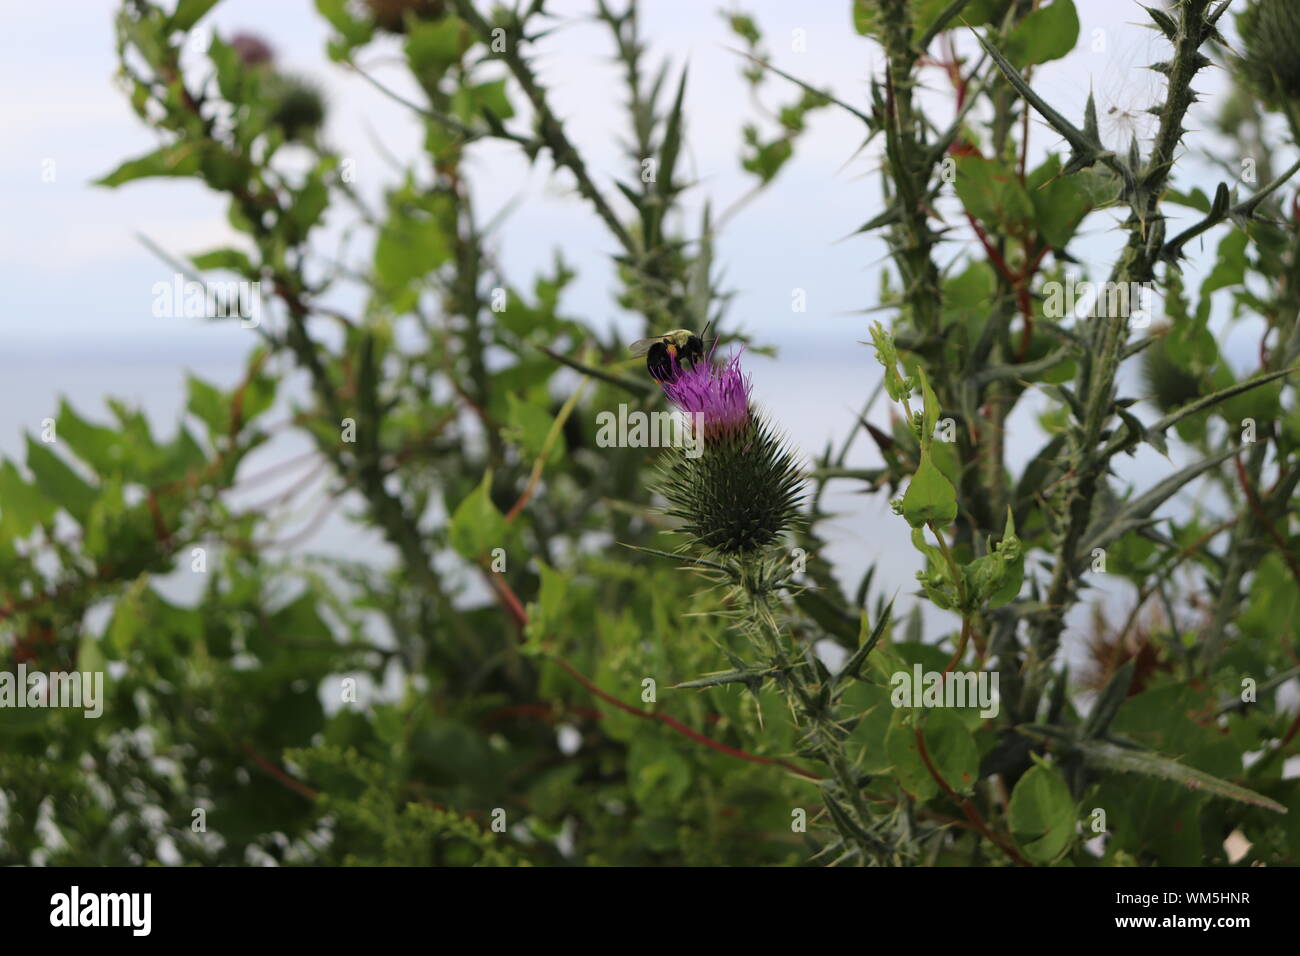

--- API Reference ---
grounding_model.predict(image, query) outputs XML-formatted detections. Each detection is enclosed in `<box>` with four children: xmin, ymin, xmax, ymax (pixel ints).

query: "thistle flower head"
<box><xmin>266</xmin><ymin>74</ymin><xmax>326</xmax><ymax>142</ymax></box>
<box><xmin>229</xmin><ymin>32</ymin><xmax>275</xmax><ymax>68</ymax></box>
<box><xmin>662</xmin><ymin>347</ymin><xmax>751</xmax><ymax>442</ymax></box>
<box><xmin>654</xmin><ymin>349</ymin><xmax>804</xmax><ymax>556</ymax></box>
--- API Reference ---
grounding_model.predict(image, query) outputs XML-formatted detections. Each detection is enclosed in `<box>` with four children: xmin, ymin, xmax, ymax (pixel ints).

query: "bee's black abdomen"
<box><xmin>646</xmin><ymin>333</ymin><xmax>705</xmax><ymax>383</ymax></box>
<box><xmin>646</xmin><ymin>341</ymin><xmax>676</xmax><ymax>382</ymax></box>
<box><xmin>678</xmin><ymin>335</ymin><xmax>704</xmax><ymax>368</ymax></box>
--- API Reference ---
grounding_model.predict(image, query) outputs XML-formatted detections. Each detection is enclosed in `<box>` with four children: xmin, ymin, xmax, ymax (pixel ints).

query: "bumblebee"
<box><xmin>628</xmin><ymin>329</ymin><xmax>708</xmax><ymax>383</ymax></box>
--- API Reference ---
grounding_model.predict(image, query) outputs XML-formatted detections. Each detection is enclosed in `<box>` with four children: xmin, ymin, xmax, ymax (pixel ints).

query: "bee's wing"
<box><xmin>627</xmin><ymin>337</ymin><xmax>661</xmax><ymax>356</ymax></box>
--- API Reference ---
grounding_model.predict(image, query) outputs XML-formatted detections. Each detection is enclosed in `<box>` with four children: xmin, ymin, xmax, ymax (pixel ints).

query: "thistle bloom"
<box><xmin>662</xmin><ymin>348</ymin><xmax>751</xmax><ymax>443</ymax></box>
<box><xmin>229</xmin><ymin>32</ymin><xmax>275</xmax><ymax>67</ymax></box>
<box><xmin>654</xmin><ymin>348</ymin><xmax>804</xmax><ymax>555</ymax></box>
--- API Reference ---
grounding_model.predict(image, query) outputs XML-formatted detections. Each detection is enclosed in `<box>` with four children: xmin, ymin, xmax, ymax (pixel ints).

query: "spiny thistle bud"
<box><xmin>266</xmin><ymin>74</ymin><xmax>326</xmax><ymax>142</ymax></box>
<box><xmin>1236</xmin><ymin>0</ymin><xmax>1300</xmax><ymax>107</ymax></box>
<box><xmin>654</xmin><ymin>350</ymin><xmax>804</xmax><ymax>555</ymax></box>
<box><xmin>365</xmin><ymin>0</ymin><xmax>446</xmax><ymax>34</ymax></box>
<box><xmin>1140</xmin><ymin>326</ymin><xmax>1205</xmax><ymax>413</ymax></box>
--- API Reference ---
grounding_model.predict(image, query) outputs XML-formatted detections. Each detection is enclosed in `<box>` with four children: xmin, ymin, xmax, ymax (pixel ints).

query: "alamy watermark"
<box><xmin>50</xmin><ymin>886</ymin><xmax>151</xmax><ymax>936</ymax></box>
<box><xmin>152</xmin><ymin>273</ymin><xmax>262</xmax><ymax>327</ymax></box>
<box><xmin>0</xmin><ymin>664</ymin><xmax>104</xmax><ymax>718</ymax></box>
<box><xmin>1043</xmin><ymin>277</ymin><xmax>1155</xmax><ymax>327</ymax></box>
<box><xmin>890</xmin><ymin>664</ymin><xmax>999</xmax><ymax>718</ymax></box>
<box><xmin>595</xmin><ymin>405</ymin><xmax>704</xmax><ymax>458</ymax></box>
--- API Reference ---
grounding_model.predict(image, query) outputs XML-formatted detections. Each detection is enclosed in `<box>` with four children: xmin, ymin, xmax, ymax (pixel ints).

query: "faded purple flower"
<box><xmin>230</xmin><ymin>32</ymin><xmax>275</xmax><ymax>67</ymax></box>
<box><xmin>662</xmin><ymin>348</ymin><xmax>751</xmax><ymax>442</ymax></box>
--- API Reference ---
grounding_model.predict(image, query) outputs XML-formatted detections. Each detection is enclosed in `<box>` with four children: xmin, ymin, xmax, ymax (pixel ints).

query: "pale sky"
<box><xmin>0</xmin><ymin>0</ymin><xmax>1245</xmax><ymax>356</ymax></box>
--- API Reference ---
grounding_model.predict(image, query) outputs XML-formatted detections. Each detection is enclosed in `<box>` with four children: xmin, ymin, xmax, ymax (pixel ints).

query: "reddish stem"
<box><xmin>484</xmin><ymin>571</ymin><xmax>819</xmax><ymax>781</ymax></box>
<box><xmin>913</xmin><ymin>726</ymin><xmax>1029</xmax><ymax>866</ymax></box>
<box><xmin>551</xmin><ymin>657</ymin><xmax>819</xmax><ymax>781</ymax></box>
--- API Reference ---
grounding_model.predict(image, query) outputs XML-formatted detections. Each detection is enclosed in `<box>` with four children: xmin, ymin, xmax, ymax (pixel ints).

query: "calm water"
<box><xmin>0</xmin><ymin>335</ymin><xmax>1217</xmax><ymax>679</ymax></box>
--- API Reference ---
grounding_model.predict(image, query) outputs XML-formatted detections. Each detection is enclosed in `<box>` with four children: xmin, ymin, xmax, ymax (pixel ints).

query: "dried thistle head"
<box><xmin>654</xmin><ymin>349</ymin><xmax>804</xmax><ymax>556</ymax></box>
<box><xmin>1082</xmin><ymin>602</ymin><xmax>1170</xmax><ymax>697</ymax></box>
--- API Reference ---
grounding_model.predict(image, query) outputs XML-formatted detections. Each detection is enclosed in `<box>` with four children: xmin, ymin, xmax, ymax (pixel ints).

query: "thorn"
<box><xmin>1142</xmin><ymin>4</ymin><xmax>1178</xmax><ymax>39</ymax></box>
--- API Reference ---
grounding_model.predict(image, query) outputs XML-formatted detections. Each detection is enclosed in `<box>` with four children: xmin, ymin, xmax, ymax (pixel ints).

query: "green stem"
<box><xmin>742</xmin><ymin>570</ymin><xmax>883</xmax><ymax>863</ymax></box>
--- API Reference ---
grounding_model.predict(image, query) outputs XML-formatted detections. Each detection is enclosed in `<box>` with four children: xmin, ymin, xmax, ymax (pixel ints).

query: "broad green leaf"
<box><xmin>190</xmin><ymin>247</ymin><xmax>257</xmax><ymax>275</ymax></box>
<box><xmin>186</xmin><ymin>375</ymin><xmax>230</xmax><ymax>438</ymax></box>
<box><xmin>448</xmin><ymin>472</ymin><xmax>509</xmax><ymax>562</ymax></box>
<box><xmin>1008</xmin><ymin>761</ymin><xmax>1076</xmax><ymax>862</ymax></box>
<box><xmin>288</xmin><ymin>168</ymin><xmax>331</xmax><ymax>238</ymax></box>
<box><xmin>503</xmin><ymin>393</ymin><xmax>563</xmax><ymax>465</ymax></box>
<box><xmin>629</xmin><ymin>735</ymin><xmax>693</xmax><ymax>805</ymax></box>
<box><xmin>453</xmin><ymin>80</ymin><xmax>515</xmax><ymax>125</ymax></box>
<box><xmin>198</xmin><ymin>149</ymin><xmax>249</xmax><ymax>192</ymax></box>
<box><xmin>851</xmin><ymin>0</ymin><xmax>879</xmax><ymax>36</ymax></box>
<box><xmin>941</xmin><ymin>260</ymin><xmax>995</xmax><ymax>334</ymax></box>
<box><xmin>56</xmin><ymin>401</ymin><xmax>123</xmax><ymax>477</ymax></box>
<box><xmin>1027</xmin><ymin>154</ymin><xmax>1092</xmax><ymax>248</ymax></box>
<box><xmin>1004</xmin><ymin>0</ymin><xmax>1078</xmax><ymax>69</ymax></box>
<box><xmin>1207</xmin><ymin>363</ymin><xmax>1284</xmax><ymax>425</ymax></box>
<box><xmin>1198</xmin><ymin>229</ymin><xmax>1249</xmax><ymax>310</ymax></box>
<box><xmin>1166</xmin><ymin>186</ymin><xmax>1213</xmax><ymax>213</ymax></box>
<box><xmin>1240</xmin><ymin>554</ymin><xmax>1300</xmax><ymax>640</ymax></box>
<box><xmin>405</xmin><ymin>16</ymin><xmax>468</xmax><ymax>77</ymax></box>
<box><xmin>96</xmin><ymin>144</ymin><xmax>201</xmax><ymax>187</ymax></box>
<box><xmin>238</xmin><ymin>365</ymin><xmax>278</xmax><ymax>425</ymax></box>
<box><xmin>740</xmin><ymin>136</ymin><xmax>793</xmax><ymax>184</ymax></box>
<box><xmin>0</xmin><ymin>461</ymin><xmax>55</xmax><ymax>537</ymax></box>
<box><xmin>955</xmin><ymin>155</ymin><xmax>1034</xmax><ymax>230</ymax></box>
<box><xmin>929</xmin><ymin>438</ymin><xmax>961</xmax><ymax>489</ymax></box>
<box><xmin>374</xmin><ymin>208</ymin><xmax>451</xmax><ymax>294</ymax></box>
<box><xmin>316</xmin><ymin>0</ymin><xmax>375</xmax><ymax>58</ymax></box>
<box><xmin>26</xmin><ymin>437</ymin><xmax>98</xmax><ymax>524</ymax></box>
<box><xmin>169</xmin><ymin>0</ymin><xmax>220</xmax><ymax>31</ymax></box>
<box><xmin>923</xmin><ymin>709</ymin><xmax>980</xmax><ymax>794</ymax></box>
<box><xmin>886</xmin><ymin>708</ymin><xmax>979</xmax><ymax>800</ymax></box>
<box><xmin>902</xmin><ymin>450</ymin><xmax>957</xmax><ymax>527</ymax></box>
<box><xmin>853</xmin><ymin>0</ymin><xmax>1006</xmax><ymax>42</ymax></box>
<box><xmin>886</xmin><ymin>710</ymin><xmax>939</xmax><ymax>801</ymax></box>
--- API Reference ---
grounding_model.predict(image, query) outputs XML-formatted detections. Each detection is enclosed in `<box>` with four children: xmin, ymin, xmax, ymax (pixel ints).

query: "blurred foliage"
<box><xmin>0</xmin><ymin>0</ymin><xmax>1297</xmax><ymax>867</ymax></box>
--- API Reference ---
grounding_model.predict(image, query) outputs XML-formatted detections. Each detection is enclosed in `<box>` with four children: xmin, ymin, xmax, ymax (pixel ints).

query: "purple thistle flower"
<box><xmin>230</xmin><ymin>32</ymin><xmax>275</xmax><ymax>67</ymax></box>
<box><xmin>661</xmin><ymin>348</ymin><xmax>751</xmax><ymax>442</ymax></box>
<box><xmin>653</xmin><ymin>346</ymin><xmax>804</xmax><ymax>554</ymax></box>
